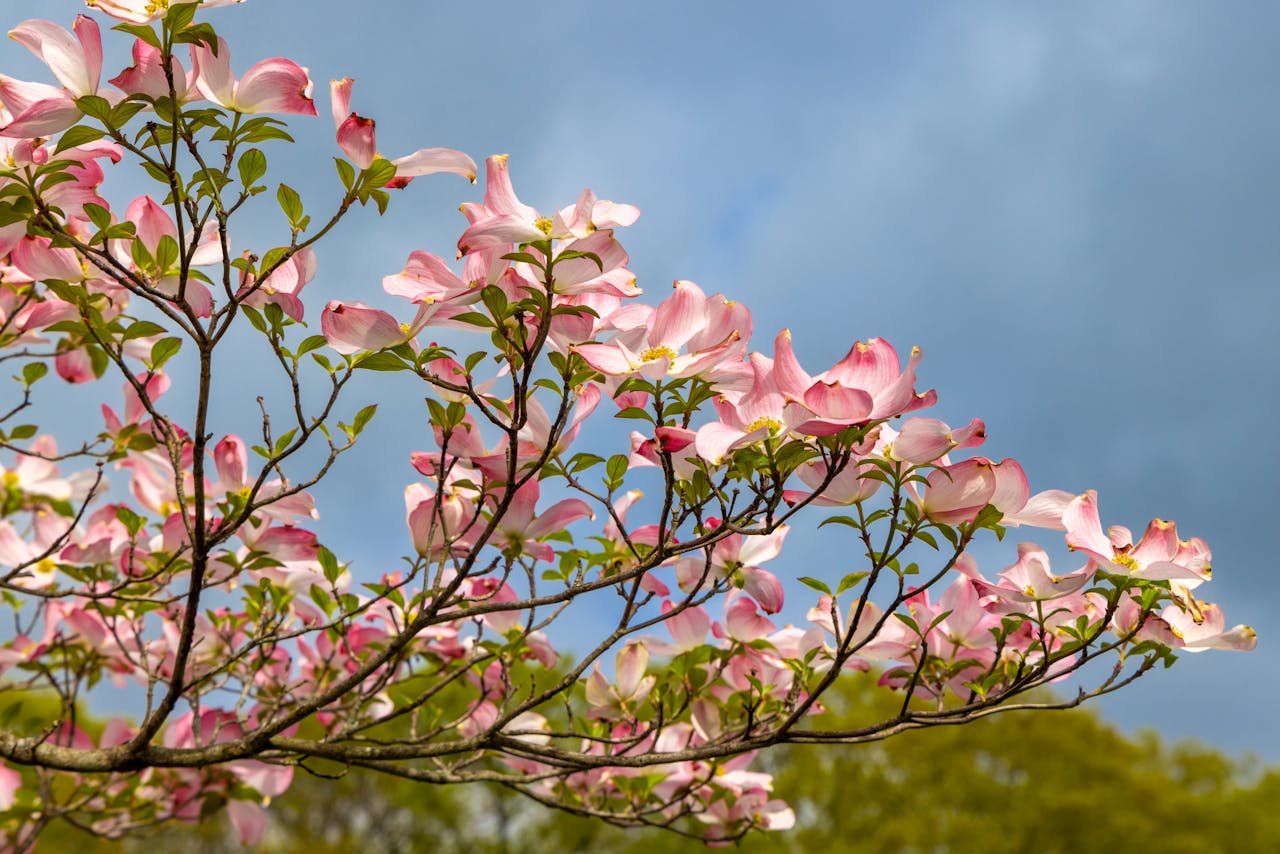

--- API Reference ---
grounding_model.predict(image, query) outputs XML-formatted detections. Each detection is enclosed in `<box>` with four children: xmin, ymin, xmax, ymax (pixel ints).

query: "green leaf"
<box><xmin>154</xmin><ymin>234</ymin><xmax>180</xmax><ymax>273</ymax></box>
<box><xmin>150</xmin><ymin>337</ymin><xmax>182</xmax><ymax>368</ymax></box>
<box><xmin>112</xmin><ymin>23</ymin><xmax>161</xmax><ymax>48</ymax></box>
<box><xmin>130</xmin><ymin>234</ymin><xmax>154</xmax><ymax>270</ymax></box>
<box><xmin>75</xmin><ymin>96</ymin><xmax>112</xmax><ymax>123</ymax></box>
<box><xmin>355</xmin><ymin>352</ymin><xmax>409</xmax><ymax>371</ymax></box>
<box><xmin>238</xmin><ymin>148</ymin><xmax>267</xmax><ymax>188</ymax></box>
<box><xmin>797</xmin><ymin>576</ymin><xmax>833</xmax><ymax>596</ymax></box>
<box><xmin>8</xmin><ymin>424</ymin><xmax>37</xmax><ymax>441</ymax></box>
<box><xmin>352</xmin><ymin>404</ymin><xmax>377</xmax><ymax>434</ymax></box>
<box><xmin>360</xmin><ymin>157</ymin><xmax>397</xmax><ymax>193</ymax></box>
<box><xmin>317</xmin><ymin>547</ymin><xmax>342</xmax><ymax>583</ymax></box>
<box><xmin>836</xmin><ymin>572</ymin><xmax>869</xmax><ymax>595</ymax></box>
<box><xmin>109</xmin><ymin>100</ymin><xmax>147</xmax><ymax>128</ymax></box>
<box><xmin>20</xmin><ymin>362</ymin><xmax>47</xmax><ymax>386</ymax></box>
<box><xmin>123</xmin><ymin>320</ymin><xmax>169</xmax><ymax>341</ymax></box>
<box><xmin>115</xmin><ymin>506</ymin><xmax>146</xmax><ymax>537</ymax></box>
<box><xmin>241</xmin><ymin>305</ymin><xmax>266</xmax><ymax>333</ymax></box>
<box><xmin>83</xmin><ymin>202</ymin><xmax>112</xmax><ymax>232</ymax></box>
<box><xmin>164</xmin><ymin>2</ymin><xmax>200</xmax><ymax>31</ymax></box>
<box><xmin>334</xmin><ymin>157</ymin><xmax>356</xmax><ymax>190</ymax></box>
<box><xmin>54</xmin><ymin>125</ymin><xmax>105</xmax><ymax>155</ymax></box>
<box><xmin>501</xmin><ymin>251</ymin><xmax>544</xmax><ymax>267</ymax></box>
<box><xmin>240</xmin><ymin>122</ymin><xmax>293</xmax><ymax>143</ymax></box>
<box><xmin>277</xmin><ymin>183</ymin><xmax>304</xmax><ymax>227</ymax></box>
<box><xmin>553</xmin><ymin>249</ymin><xmax>604</xmax><ymax>271</ymax></box>
<box><xmin>273</xmin><ymin>429</ymin><xmax>297</xmax><ymax>455</ymax></box>
<box><xmin>296</xmin><ymin>335</ymin><xmax>328</xmax><ymax>357</ymax></box>
<box><xmin>615</xmin><ymin>407</ymin><xmax>655</xmax><ymax>423</ymax></box>
<box><xmin>450</xmin><ymin>312</ymin><xmax>493</xmax><ymax>328</ymax></box>
<box><xmin>604</xmin><ymin>454</ymin><xmax>629</xmax><ymax>490</ymax></box>
<box><xmin>481</xmin><ymin>285</ymin><xmax>508</xmax><ymax>320</ymax></box>
<box><xmin>172</xmin><ymin>22</ymin><xmax>218</xmax><ymax>51</ymax></box>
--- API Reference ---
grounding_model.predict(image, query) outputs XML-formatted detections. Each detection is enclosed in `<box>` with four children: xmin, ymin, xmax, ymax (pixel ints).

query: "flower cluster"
<box><xmin>0</xmin><ymin>2</ymin><xmax>1253</xmax><ymax>850</ymax></box>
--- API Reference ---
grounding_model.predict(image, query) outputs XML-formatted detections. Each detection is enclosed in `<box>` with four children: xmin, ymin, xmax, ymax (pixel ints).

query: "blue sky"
<box><xmin>7</xmin><ymin>2</ymin><xmax>1279</xmax><ymax>758</ymax></box>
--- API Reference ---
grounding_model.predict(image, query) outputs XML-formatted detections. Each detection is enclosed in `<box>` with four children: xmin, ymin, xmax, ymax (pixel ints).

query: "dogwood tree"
<box><xmin>0</xmin><ymin>2</ymin><xmax>1256</xmax><ymax>850</ymax></box>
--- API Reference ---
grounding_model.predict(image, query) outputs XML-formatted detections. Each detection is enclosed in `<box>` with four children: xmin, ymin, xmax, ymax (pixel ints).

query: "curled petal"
<box><xmin>336</xmin><ymin>114</ymin><xmax>377</xmax><ymax>170</ymax></box>
<box><xmin>235</xmin><ymin>57</ymin><xmax>316</xmax><ymax>115</ymax></box>
<box><xmin>390</xmin><ymin>147</ymin><xmax>477</xmax><ymax>185</ymax></box>
<box><xmin>321</xmin><ymin>300</ymin><xmax>404</xmax><ymax>354</ymax></box>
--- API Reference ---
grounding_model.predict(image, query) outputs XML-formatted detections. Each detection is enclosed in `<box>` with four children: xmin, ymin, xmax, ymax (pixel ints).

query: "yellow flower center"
<box><xmin>2</xmin><ymin>471</ymin><xmax>18</xmax><ymax>489</ymax></box>
<box><xmin>1112</xmin><ymin>553</ymin><xmax>1140</xmax><ymax>572</ymax></box>
<box><xmin>534</xmin><ymin>217</ymin><xmax>555</xmax><ymax>236</ymax></box>
<box><xmin>746</xmin><ymin>416</ymin><xmax>782</xmax><ymax>435</ymax></box>
<box><xmin>639</xmin><ymin>346</ymin><xmax>676</xmax><ymax>363</ymax></box>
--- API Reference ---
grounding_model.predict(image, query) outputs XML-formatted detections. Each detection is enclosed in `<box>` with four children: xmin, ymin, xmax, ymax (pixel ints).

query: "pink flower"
<box><xmin>675</xmin><ymin>525</ymin><xmax>787</xmax><ymax>613</ymax></box>
<box><xmin>0</xmin><ymin>16</ymin><xmax>103</xmax><ymax>138</ymax></box>
<box><xmin>455</xmin><ymin>156</ymin><xmax>640</xmax><ymax>298</ymax></box>
<box><xmin>191</xmin><ymin>37</ymin><xmax>316</xmax><ymax>116</ymax></box>
<box><xmin>918</xmin><ymin>457</ymin><xmax>1029</xmax><ymax>525</ymax></box>
<box><xmin>240</xmin><ymin>246</ymin><xmax>316</xmax><ymax>321</ymax></box>
<box><xmin>574</xmin><ymin>280</ymin><xmax>748</xmax><ymax>381</ymax></box>
<box><xmin>115</xmin><ymin>195</ymin><xmax>221</xmax><ymax>315</ymax></box>
<box><xmin>321</xmin><ymin>300</ymin><xmax>409</xmax><ymax>354</ymax></box>
<box><xmin>887</xmin><ymin>416</ymin><xmax>986</xmax><ymax>465</ymax></box>
<box><xmin>329</xmin><ymin>78</ymin><xmax>475</xmax><ymax>183</ymax></box>
<box><xmin>10</xmin><ymin>17</ymin><xmax>102</xmax><ymax>98</ymax></box>
<box><xmin>493</xmin><ymin>481</ymin><xmax>594</xmax><ymax>562</ymax></box>
<box><xmin>86</xmin><ymin>0</ymin><xmax>245</xmax><ymax>25</ymax></box>
<box><xmin>1064</xmin><ymin>491</ymin><xmax>1211</xmax><ymax>583</ymax></box>
<box><xmin>969</xmin><ymin>543</ymin><xmax>1094</xmax><ymax>603</ymax></box>
<box><xmin>110</xmin><ymin>38</ymin><xmax>194</xmax><ymax>100</ymax></box>
<box><xmin>1162</xmin><ymin>601</ymin><xmax>1256</xmax><ymax>652</ymax></box>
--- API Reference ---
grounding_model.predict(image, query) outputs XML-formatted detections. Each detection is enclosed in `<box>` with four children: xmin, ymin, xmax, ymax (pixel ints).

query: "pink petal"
<box><xmin>329</xmin><ymin>77</ymin><xmax>353</xmax><ymax>129</ymax></box>
<box><xmin>321</xmin><ymin>300</ymin><xmax>404</xmax><ymax>354</ymax></box>
<box><xmin>458</xmin><ymin>214</ymin><xmax>546</xmax><ymax>254</ymax></box>
<box><xmin>391</xmin><ymin>148</ymin><xmax>477</xmax><ymax>184</ymax></box>
<box><xmin>662</xmin><ymin>601</ymin><xmax>710</xmax><ymax>652</ymax></box>
<box><xmin>0</xmin><ymin>92</ymin><xmax>81</xmax><ymax>138</ymax></box>
<box><xmin>724</xmin><ymin>597</ymin><xmax>775</xmax><ymax>642</ymax></box>
<box><xmin>1063</xmin><ymin>490</ymin><xmax>1115</xmax><ymax>558</ymax></box>
<box><xmin>891</xmin><ymin>418</ymin><xmax>954</xmax><ymax>464</ymax></box>
<box><xmin>126</xmin><ymin>195</ymin><xmax>178</xmax><ymax>258</ymax></box>
<box><xmin>479</xmin><ymin>154</ymin><xmax>537</xmax><ymax>220</ymax></box>
<box><xmin>1002</xmin><ymin>489</ymin><xmax>1073</xmax><ymax>530</ymax></box>
<box><xmin>741</xmin><ymin>567</ymin><xmax>785</xmax><ymax>614</ymax></box>
<box><xmin>383</xmin><ymin>250</ymin><xmax>467</xmax><ymax>302</ymax></box>
<box><xmin>336</xmin><ymin>113</ymin><xmax>377</xmax><ymax>170</ymax></box>
<box><xmin>649</xmin><ymin>280</ymin><xmax>707</xmax><ymax>352</ymax></box>
<box><xmin>235</xmin><ymin>57</ymin><xmax>316</xmax><ymax>116</ymax></box>
<box><xmin>988</xmin><ymin>458</ymin><xmax>1029</xmax><ymax>515</ymax></box>
<box><xmin>614</xmin><ymin>641</ymin><xmax>649</xmax><ymax>700</ymax></box>
<box><xmin>695</xmin><ymin>422</ymin><xmax>748</xmax><ymax>465</ymax></box>
<box><xmin>525</xmin><ymin>498</ymin><xmax>594</xmax><ymax>540</ymax></box>
<box><xmin>191</xmin><ymin>39</ymin><xmax>235</xmax><ymax>107</ymax></box>
<box><xmin>214</xmin><ymin>435</ymin><xmax>248</xmax><ymax>491</ymax></box>
<box><xmin>10</xmin><ymin>17</ymin><xmax>100</xmax><ymax>98</ymax></box>
<box><xmin>227</xmin><ymin>800</ymin><xmax>267</xmax><ymax>847</ymax></box>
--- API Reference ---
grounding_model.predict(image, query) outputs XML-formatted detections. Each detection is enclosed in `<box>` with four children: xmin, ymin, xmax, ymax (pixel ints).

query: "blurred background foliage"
<box><xmin>26</xmin><ymin>671</ymin><xmax>1278</xmax><ymax>853</ymax></box>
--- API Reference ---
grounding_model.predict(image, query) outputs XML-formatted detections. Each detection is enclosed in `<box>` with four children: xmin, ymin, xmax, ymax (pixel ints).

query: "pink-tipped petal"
<box><xmin>336</xmin><ymin>114</ymin><xmax>377</xmax><ymax>170</ymax></box>
<box><xmin>321</xmin><ymin>300</ymin><xmax>404</xmax><ymax>355</ymax></box>
<box><xmin>235</xmin><ymin>57</ymin><xmax>316</xmax><ymax>115</ymax></box>
<box><xmin>329</xmin><ymin>77</ymin><xmax>353</xmax><ymax>128</ymax></box>
<box><xmin>391</xmin><ymin>148</ymin><xmax>477</xmax><ymax>184</ymax></box>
